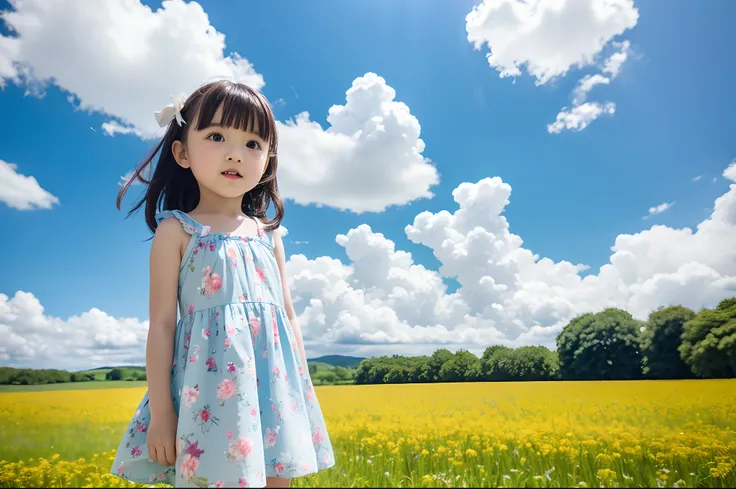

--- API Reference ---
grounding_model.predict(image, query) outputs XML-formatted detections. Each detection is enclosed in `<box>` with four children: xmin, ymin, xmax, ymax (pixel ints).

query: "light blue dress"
<box><xmin>111</xmin><ymin>210</ymin><xmax>335</xmax><ymax>488</ymax></box>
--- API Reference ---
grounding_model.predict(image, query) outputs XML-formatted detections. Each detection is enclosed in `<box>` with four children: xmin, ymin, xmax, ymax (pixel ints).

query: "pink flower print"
<box><xmin>227</xmin><ymin>246</ymin><xmax>239</xmax><ymax>266</ymax></box>
<box><xmin>290</xmin><ymin>403</ymin><xmax>297</xmax><ymax>413</ymax></box>
<box><xmin>137</xmin><ymin>423</ymin><xmax>147</xmax><ymax>432</ymax></box>
<box><xmin>209</xmin><ymin>243</ymin><xmax>216</xmax><ymax>252</ymax></box>
<box><xmin>214</xmin><ymin>481</ymin><xmax>225</xmax><ymax>488</ymax></box>
<box><xmin>241</xmin><ymin>236</ymin><xmax>249</xmax><ymax>243</ymax></box>
<box><xmin>188</xmin><ymin>304</ymin><xmax>195</xmax><ymax>314</ymax></box>
<box><xmin>272</xmin><ymin>366</ymin><xmax>280</xmax><ymax>376</ymax></box>
<box><xmin>227</xmin><ymin>438</ymin><xmax>253</xmax><ymax>462</ymax></box>
<box><xmin>180</xmin><ymin>454</ymin><xmax>199</xmax><ymax>481</ymax></box>
<box><xmin>130</xmin><ymin>445</ymin><xmax>142</xmax><ymax>458</ymax></box>
<box><xmin>199</xmin><ymin>407</ymin><xmax>211</xmax><ymax>422</ymax></box>
<box><xmin>285</xmin><ymin>374</ymin><xmax>289</xmax><ymax>382</ymax></box>
<box><xmin>189</xmin><ymin>353</ymin><xmax>198</xmax><ymax>363</ymax></box>
<box><xmin>200</xmin><ymin>266</ymin><xmax>222</xmax><ymax>296</ymax></box>
<box><xmin>271</xmin><ymin>404</ymin><xmax>276</xmax><ymax>412</ymax></box>
<box><xmin>312</xmin><ymin>427</ymin><xmax>324</xmax><ymax>445</ymax></box>
<box><xmin>255</xmin><ymin>266</ymin><xmax>266</xmax><ymax>282</ymax></box>
<box><xmin>226</xmin><ymin>430</ymin><xmax>233</xmax><ymax>440</ymax></box>
<box><xmin>298</xmin><ymin>365</ymin><xmax>304</xmax><ymax>376</ymax></box>
<box><xmin>275</xmin><ymin>462</ymin><xmax>284</xmax><ymax>473</ymax></box>
<box><xmin>193</xmin><ymin>247</ymin><xmax>199</xmax><ymax>255</ymax></box>
<box><xmin>301</xmin><ymin>463</ymin><xmax>311</xmax><ymax>472</ymax></box>
<box><xmin>182</xmin><ymin>385</ymin><xmax>200</xmax><ymax>407</ymax></box>
<box><xmin>250</xmin><ymin>407</ymin><xmax>257</xmax><ymax>417</ymax></box>
<box><xmin>239</xmin><ymin>295</ymin><xmax>247</xmax><ymax>302</ymax></box>
<box><xmin>135</xmin><ymin>409</ymin><xmax>141</xmax><ymax>417</ymax></box>
<box><xmin>249</xmin><ymin>317</ymin><xmax>261</xmax><ymax>337</ymax></box>
<box><xmin>307</xmin><ymin>386</ymin><xmax>315</xmax><ymax>401</ymax></box>
<box><xmin>227</xmin><ymin>362</ymin><xmax>236</xmax><ymax>373</ymax></box>
<box><xmin>186</xmin><ymin>440</ymin><xmax>205</xmax><ymax>459</ymax></box>
<box><xmin>258</xmin><ymin>227</ymin><xmax>265</xmax><ymax>238</ymax></box>
<box><xmin>264</xmin><ymin>427</ymin><xmax>278</xmax><ymax>448</ymax></box>
<box><xmin>117</xmin><ymin>462</ymin><xmax>124</xmax><ymax>476</ymax></box>
<box><xmin>226</xmin><ymin>324</ymin><xmax>237</xmax><ymax>336</ymax></box>
<box><xmin>217</xmin><ymin>379</ymin><xmax>236</xmax><ymax>401</ymax></box>
<box><xmin>172</xmin><ymin>359</ymin><xmax>177</xmax><ymax>367</ymax></box>
<box><xmin>224</xmin><ymin>337</ymin><xmax>231</xmax><ymax>348</ymax></box>
<box><xmin>256</xmin><ymin>295</ymin><xmax>263</xmax><ymax>302</ymax></box>
<box><xmin>201</xmin><ymin>327</ymin><xmax>210</xmax><ymax>339</ymax></box>
<box><xmin>239</xmin><ymin>478</ymin><xmax>248</xmax><ymax>488</ymax></box>
<box><xmin>206</xmin><ymin>356</ymin><xmax>217</xmax><ymax>372</ymax></box>
<box><xmin>323</xmin><ymin>455</ymin><xmax>331</xmax><ymax>465</ymax></box>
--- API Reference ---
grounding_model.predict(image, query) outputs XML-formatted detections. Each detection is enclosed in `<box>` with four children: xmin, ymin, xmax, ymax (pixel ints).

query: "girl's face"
<box><xmin>172</xmin><ymin>106</ymin><xmax>271</xmax><ymax>200</ymax></box>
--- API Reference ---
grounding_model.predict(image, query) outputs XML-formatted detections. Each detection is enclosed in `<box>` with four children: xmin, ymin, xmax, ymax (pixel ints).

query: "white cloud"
<box><xmin>602</xmin><ymin>40</ymin><xmax>631</xmax><ymax>77</ymax></box>
<box><xmin>284</xmin><ymin>161</ymin><xmax>736</xmax><ymax>358</ymax></box>
<box><xmin>693</xmin><ymin>175</ymin><xmax>703</xmax><ymax>182</ymax></box>
<box><xmin>465</xmin><ymin>0</ymin><xmax>639</xmax><ymax>85</ymax></box>
<box><xmin>6</xmin><ymin>162</ymin><xmax>736</xmax><ymax>364</ymax></box>
<box><xmin>547</xmin><ymin>101</ymin><xmax>616</xmax><ymax>133</ymax></box>
<box><xmin>724</xmin><ymin>160</ymin><xmax>736</xmax><ymax>182</ymax></box>
<box><xmin>277</xmin><ymin>73</ymin><xmax>439</xmax><ymax>213</ymax></box>
<box><xmin>0</xmin><ymin>160</ymin><xmax>59</xmax><ymax>210</ymax></box>
<box><xmin>572</xmin><ymin>74</ymin><xmax>611</xmax><ymax>105</ymax></box>
<box><xmin>551</xmin><ymin>39</ymin><xmax>632</xmax><ymax>132</ymax></box>
<box><xmin>0</xmin><ymin>0</ymin><xmax>264</xmax><ymax>138</ymax></box>
<box><xmin>642</xmin><ymin>201</ymin><xmax>675</xmax><ymax>219</ymax></box>
<box><xmin>0</xmin><ymin>291</ymin><xmax>148</xmax><ymax>370</ymax></box>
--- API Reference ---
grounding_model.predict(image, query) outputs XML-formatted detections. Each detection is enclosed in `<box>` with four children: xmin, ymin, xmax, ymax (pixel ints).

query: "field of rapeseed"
<box><xmin>0</xmin><ymin>380</ymin><xmax>735</xmax><ymax>488</ymax></box>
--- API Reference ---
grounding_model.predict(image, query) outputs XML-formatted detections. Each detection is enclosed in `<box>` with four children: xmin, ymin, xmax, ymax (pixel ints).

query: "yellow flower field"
<box><xmin>1</xmin><ymin>379</ymin><xmax>735</xmax><ymax>488</ymax></box>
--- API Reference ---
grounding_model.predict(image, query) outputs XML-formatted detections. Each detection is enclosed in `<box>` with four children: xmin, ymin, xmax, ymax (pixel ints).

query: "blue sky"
<box><xmin>1</xmin><ymin>0</ymin><xmax>735</xmax><ymax>369</ymax></box>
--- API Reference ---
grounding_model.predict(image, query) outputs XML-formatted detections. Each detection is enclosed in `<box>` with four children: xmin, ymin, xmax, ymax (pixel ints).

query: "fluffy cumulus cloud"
<box><xmin>0</xmin><ymin>0</ymin><xmax>264</xmax><ymax>138</ymax></box>
<box><xmin>0</xmin><ymin>291</ymin><xmax>148</xmax><ymax>370</ymax></box>
<box><xmin>547</xmin><ymin>101</ymin><xmax>616</xmax><ymax>133</ymax></box>
<box><xmin>286</xmin><ymin>161</ymin><xmax>736</xmax><ymax>358</ymax></box>
<box><xmin>0</xmin><ymin>159</ymin><xmax>59</xmax><ymax>210</ymax></box>
<box><xmin>549</xmin><ymin>39</ymin><xmax>631</xmax><ymax>133</ymax></box>
<box><xmin>465</xmin><ymin>0</ymin><xmax>639</xmax><ymax>84</ymax></box>
<box><xmin>4</xmin><ymin>162</ymin><xmax>735</xmax><ymax>366</ymax></box>
<box><xmin>277</xmin><ymin>73</ymin><xmax>439</xmax><ymax>213</ymax></box>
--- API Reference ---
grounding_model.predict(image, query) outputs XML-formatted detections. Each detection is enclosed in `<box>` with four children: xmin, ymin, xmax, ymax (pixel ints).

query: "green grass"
<box><xmin>0</xmin><ymin>381</ymin><xmax>147</xmax><ymax>393</ymax></box>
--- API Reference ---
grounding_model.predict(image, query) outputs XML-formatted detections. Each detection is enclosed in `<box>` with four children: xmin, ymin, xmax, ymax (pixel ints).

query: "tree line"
<box><xmin>3</xmin><ymin>297</ymin><xmax>733</xmax><ymax>386</ymax></box>
<box><xmin>354</xmin><ymin>297</ymin><xmax>736</xmax><ymax>384</ymax></box>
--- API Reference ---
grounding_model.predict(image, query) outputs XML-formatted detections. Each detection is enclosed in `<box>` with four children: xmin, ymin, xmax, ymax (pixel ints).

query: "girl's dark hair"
<box><xmin>116</xmin><ymin>79</ymin><xmax>283</xmax><ymax>234</ymax></box>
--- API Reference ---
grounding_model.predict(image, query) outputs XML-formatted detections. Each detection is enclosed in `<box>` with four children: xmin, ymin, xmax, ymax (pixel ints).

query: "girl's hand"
<box><xmin>147</xmin><ymin>410</ymin><xmax>179</xmax><ymax>466</ymax></box>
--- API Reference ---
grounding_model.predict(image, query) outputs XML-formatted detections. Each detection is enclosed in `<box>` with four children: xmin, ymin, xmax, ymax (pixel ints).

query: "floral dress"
<box><xmin>111</xmin><ymin>210</ymin><xmax>335</xmax><ymax>488</ymax></box>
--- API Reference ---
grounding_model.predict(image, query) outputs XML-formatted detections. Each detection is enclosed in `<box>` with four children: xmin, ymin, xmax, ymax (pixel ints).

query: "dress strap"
<box><xmin>250</xmin><ymin>215</ymin><xmax>274</xmax><ymax>246</ymax></box>
<box><xmin>155</xmin><ymin>209</ymin><xmax>212</xmax><ymax>236</ymax></box>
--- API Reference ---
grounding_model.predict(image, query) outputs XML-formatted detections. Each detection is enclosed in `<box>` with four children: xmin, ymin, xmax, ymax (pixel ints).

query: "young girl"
<box><xmin>111</xmin><ymin>80</ymin><xmax>335</xmax><ymax>488</ymax></box>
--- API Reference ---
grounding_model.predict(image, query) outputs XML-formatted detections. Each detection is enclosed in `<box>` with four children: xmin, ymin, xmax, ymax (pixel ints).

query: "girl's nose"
<box><xmin>226</xmin><ymin>154</ymin><xmax>243</xmax><ymax>163</ymax></box>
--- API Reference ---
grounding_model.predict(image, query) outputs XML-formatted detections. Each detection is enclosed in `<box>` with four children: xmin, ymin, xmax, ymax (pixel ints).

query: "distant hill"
<box><xmin>308</xmin><ymin>355</ymin><xmax>365</xmax><ymax>369</ymax></box>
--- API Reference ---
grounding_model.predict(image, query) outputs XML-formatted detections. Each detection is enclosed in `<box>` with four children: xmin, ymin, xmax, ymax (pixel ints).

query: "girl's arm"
<box><xmin>273</xmin><ymin>229</ymin><xmax>309</xmax><ymax>367</ymax></box>
<box><xmin>146</xmin><ymin>218</ymin><xmax>185</xmax><ymax>420</ymax></box>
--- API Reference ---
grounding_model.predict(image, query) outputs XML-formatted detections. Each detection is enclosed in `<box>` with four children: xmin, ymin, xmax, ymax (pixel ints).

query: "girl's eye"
<box><xmin>246</xmin><ymin>140</ymin><xmax>262</xmax><ymax>150</ymax></box>
<box><xmin>207</xmin><ymin>133</ymin><xmax>224</xmax><ymax>143</ymax></box>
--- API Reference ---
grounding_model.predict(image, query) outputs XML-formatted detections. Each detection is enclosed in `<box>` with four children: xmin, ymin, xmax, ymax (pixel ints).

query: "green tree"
<box><xmin>557</xmin><ymin>308</ymin><xmax>642</xmax><ymax>380</ymax></box>
<box><xmin>481</xmin><ymin>345</ymin><xmax>514</xmax><ymax>381</ymax></box>
<box><xmin>428</xmin><ymin>349</ymin><xmax>454</xmax><ymax>382</ymax></box>
<box><xmin>679</xmin><ymin>298</ymin><xmax>736</xmax><ymax>378</ymax></box>
<box><xmin>333</xmin><ymin>366</ymin><xmax>349</xmax><ymax>381</ymax></box>
<box><xmin>508</xmin><ymin>346</ymin><xmax>559</xmax><ymax>381</ymax></box>
<box><xmin>438</xmin><ymin>350</ymin><xmax>481</xmax><ymax>382</ymax></box>
<box><xmin>640</xmin><ymin>305</ymin><xmax>696</xmax><ymax>379</ymax></box>
<box><xmin>108</xmin><ymin>368</ymin><xmax>125</xmax><ymax>381</ymax></box>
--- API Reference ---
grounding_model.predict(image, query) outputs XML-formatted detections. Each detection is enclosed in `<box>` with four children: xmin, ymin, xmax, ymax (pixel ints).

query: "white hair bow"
<box><xmin>154</xmin><ymin>92</ymin><xmax>188</xmax><ymax>128</ymax></box>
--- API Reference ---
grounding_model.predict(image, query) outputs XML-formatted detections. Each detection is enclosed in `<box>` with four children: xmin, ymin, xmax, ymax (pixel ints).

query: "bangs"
<box><xmin>193</xmin><ymin>81</ymin><xmax>276</xmax><ymax>148</ymax></box>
